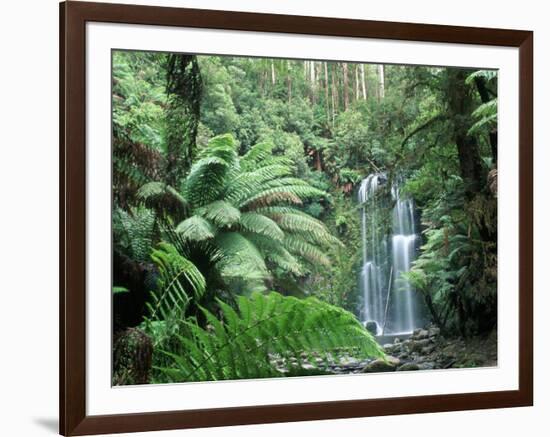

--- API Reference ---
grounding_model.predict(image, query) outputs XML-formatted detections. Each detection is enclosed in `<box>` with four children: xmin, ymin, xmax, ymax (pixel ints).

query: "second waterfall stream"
<box><xmin>358</xmin><ymin>173</ymin><xmax>425</xmax><ymax>335</ymax></box>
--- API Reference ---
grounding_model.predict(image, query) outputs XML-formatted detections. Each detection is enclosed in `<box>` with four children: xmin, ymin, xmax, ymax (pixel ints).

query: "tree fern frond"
<box><xmin>465</xmin><ymin>70</ymin><xmax>497</xmax><ymax>85</ymax></box>
<box><xmin>240</xmin><ymin>185</ymin><xmax>326</xmax><ymax>209</ymax></box>
<box><xmin>197</xmin><ymin>134</ymin><xmax>239</xmax><ymax>167</ymax></box>
<box><xmin>243</xmin><ymin>233</ymin><xmax>304</xmax><ymax>275</ymax></box>
<box><xmin>137</xmin><ymin>181</ymin><xmax>188</xmax><ymax>216</ymax></box>
<box><xmin>224</xmin><ymin>165</ymin><xmax>293</xmax><ymax>204</ymax></box>
<box><xmin>214</xmin><ymin>232</ymin><xmax>270</xmax><ymax>282</ymax></box>
<box><xmin>240</xmin><ymin>141</ymin><xmax>275</xmax><ymax>170</ymax></box>
<box><xmin>175</xmin><ymin>216</ymin><xmax>216</xmax><ymax>241</ymax></box>
<box><xmin>238</xmin><ymin>212</ymin><xmax>285</xmax><ymax>241</ymax></box>
<box><xmin>272</xmin><ymin>213</ymin><xmax>342</xmax><ymax>246</ymax></box>
<box><xmin>283</xmin><ymin>236</ymin><xmax>331</xmax><ymax>266</ymax></box>
<box><xmin>183</xmin><ymin>156</ymin><xmax>231</xmax><ymax>207</ymax></box>
<box><xmin>196</xmin><ymin>200</ymin><xmax>241</xmax><ymax>227</ymax></box>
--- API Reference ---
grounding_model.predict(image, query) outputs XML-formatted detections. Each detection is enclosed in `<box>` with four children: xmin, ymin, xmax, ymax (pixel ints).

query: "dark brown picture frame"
<box><xmin>60</xmin><ymin>1</ymin><xmax>533</xmax><ymax>435</ymax></box>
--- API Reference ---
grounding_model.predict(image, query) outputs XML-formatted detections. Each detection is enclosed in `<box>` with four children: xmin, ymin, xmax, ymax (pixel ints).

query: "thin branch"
<box><xmin>400</xmin><ymin>114</ymin><xmax>446</xmax><ymax>151</ymax></box>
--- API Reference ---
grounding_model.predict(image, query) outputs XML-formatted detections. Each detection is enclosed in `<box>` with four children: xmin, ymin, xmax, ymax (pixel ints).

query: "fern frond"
<box><xmin>196</xmin><ymin>200</ymin><xmax>241</xmax><ymax>227</ymax></box>
<box><xmin>283</xmin><ymin>236</ymin><xmax>331</xmax><ymax>266</ymax></box>
<box><xmin>155</xmin><ymin>292</ymin><xmax>384</xmax><ymax>382</ymax></box>
<box><xmin>239</xmin><ymin>212</ymin><xmax>285</xmax><ymax>241</ymax></box>
<box><xmin>183</xmin><ymin>157</ymin><xmax>231</xmax><ymax>207</ymax></box>
<box><xmin>214</xmin><ymin>232</ymin><xmax>269</xmax><ymax>281</ymax></box>
<box><xmin>465</xmin><ymin>70</ymin><xmax>497</xmax><ymax>85</ymax></box>
<box><xmin>137</xmin><ymin>181</ymin><xmax>188</xmax><ymax>216</ymax></box>
<box><xmin>240</xmin><ymin>141</ymin><xmax>275</xmax><ymax>170</ymax></box>
<box><xmin>175</xmin><ymin>216</ymin><xmax>216</xmax><ymax>241</ymax></box>
<box><xmin>113</xmin><ymin>206</ymin><xmax>156</xmax><ymax>262</ymax></box>
<box><xmin>147</xmin><ymin>242</ymin><xmax>206</xmax><ymax>323</ymax></box>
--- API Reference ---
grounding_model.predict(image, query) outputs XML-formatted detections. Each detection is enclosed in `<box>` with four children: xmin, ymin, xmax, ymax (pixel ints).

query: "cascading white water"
<box><xmin>358</xmin><ymin>174</ymin><xmax>423</xmax><ymax>335</ymax></box>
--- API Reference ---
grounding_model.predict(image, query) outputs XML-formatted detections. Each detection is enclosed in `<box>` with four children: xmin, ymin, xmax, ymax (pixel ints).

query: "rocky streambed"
<box><xmin>272</xmin><ymin>326</ymin><xmax>497</xmax><ymax>376</ymax></box>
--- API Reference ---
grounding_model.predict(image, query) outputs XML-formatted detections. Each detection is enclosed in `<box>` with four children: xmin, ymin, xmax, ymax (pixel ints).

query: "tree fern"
<box><xmin>139</xmin><ymin>134</ymin><xmax>340</xmax><ymax>293</ymax></box>
<box><xmin>154</xmin><ymin>292</ymin><xmax>385</xmax><ymax>382</ymax></box>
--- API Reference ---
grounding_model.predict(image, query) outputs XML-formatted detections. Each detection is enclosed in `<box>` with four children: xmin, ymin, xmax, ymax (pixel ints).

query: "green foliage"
<box><xmin>112</xmin><ymin>52</ymin><xmax>499</xmax><ymax>385</ymax></box>
<box><xmin>113</xmin><ymin>206</ymin><xmax>156</xmax><ymax>263</ymax></box>
<box><xmin>406</xmin><ymin>209</ymin><xmax>497</xmax><ymax>335</ymax></box>
<box><xmin>143</xmin><ymin>243</ymin><xmax>206</xmax><ymax>343</ymax></box>
<box><xmin>469</xmin><ymin>99</ymin><xmax>497</xmax><ymax>136</ymax></box>
<box><xmin>153</xmin><ymin>292</ymin><xmax>384</xmax><ymax>382</ymax></box>
<box><xmin>139</xmin><ymin>134</ymin><xmax>339</xmax><ymax>294</ymax></box>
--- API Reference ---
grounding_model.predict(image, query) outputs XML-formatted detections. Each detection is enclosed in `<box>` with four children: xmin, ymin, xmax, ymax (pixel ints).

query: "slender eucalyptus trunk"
<box><xmin>360</xmin><ymin>64</ymin><xmax>367</xmax><ymax>100</ymax></box>
<box><xmin>324</xmin><ymin>62</ymin><xmax>330</xmax><ymax>125</ymax></box>
<box><xmin>343</xmin><ymin>62</ymin><xmax>349</xmax><ymax>110</ymax></box>
<box><xmin>377</xmin><ymin>64</ymin><xmax>385</xmax><ymax>100</ymax></box>
<box><xmin>271</xmin><ymin>60</ymin><xmax>276</xmax><ymax>85</ymax></box>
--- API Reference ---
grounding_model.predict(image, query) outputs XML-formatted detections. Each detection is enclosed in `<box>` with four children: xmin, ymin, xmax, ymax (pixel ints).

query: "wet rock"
<box><xmin>397</xmin><ymin>362</ymin><xmax>420</xmax><ymax>371</ymax></box>
<box><xmin>418</xmin><ymin>362</ymin><xmax>436</xmax><ymax>370</ymax></box>
<box><xmin>421</xmin><ymin>345</ymin><xmax>436</xmax><ymax>355</ymax></box>
<box><xmin>408</xmin><ymin>338</ymin><xmax>432</xmax><ymax>353</ymax></box>
<box><xmin>414</xmin><ymin>329</ymin><xmax>430</xmax><ymax>340</ymax></box>
<box><xmin>340</xmin><ymin>356</ymin><xmax>359</xmax><ymax>366</ymax></box>
<box><xmin>362</xmin><ymin>358</ymin><xmax>397</xmax><ymax>373</ymax></box>
<box><xmin>428</xmin><ymin>326</ymin><xmax>441</xmax><ymax>338</ymax></box>
<box><xmin>386</xmin><ymin>355</ymin><xmax>401</xmax><ymax>367</ymax></box>
<box><xmin>365</xmin><ymin>321</ymin><xmax>378</xmax><ymax>336</ymax></box>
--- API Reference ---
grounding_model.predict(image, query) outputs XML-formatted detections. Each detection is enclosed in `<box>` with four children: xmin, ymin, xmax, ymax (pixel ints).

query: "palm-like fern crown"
<box><xmin>139</xmin><ymin>134</ymin><xmax>341</xmax><ymax>291</ymax></box>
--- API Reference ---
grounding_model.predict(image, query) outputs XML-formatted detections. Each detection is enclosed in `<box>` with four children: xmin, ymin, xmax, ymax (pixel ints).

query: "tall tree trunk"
<box><xmin>447</xmin><ymin>69</ymin><xmax>485</xmax><ymax>199</ymax></box>
<box><xmin>342</xmin><ymin>62</ymin><xmax>349</xmax><ymax>110</ymax></box>
<box><xmin>164</xmin><ymin>54</ymin><xmax>202</xmax><ymax>187</ymax></box>
<box><xmin>360</xmin><ymin>64</ymin><xmax>367</xmax><ymax>100</ymax></box>
<box><xmin>354</xmin><ymin>64</ymin><xmax>360</xmax><ymax>101</ymax></box>
<box><xmin>271</xmin><ymin>60</ymin><xmax>276</xmax><ymax>85</ymax></box>
<box><xmin>377</xmin><ymin>65</ymin><xmax>385</xmax><ymax>100</ymax></box>
<box><xmin>324</xmin><ymin>62</ymin><xmax>330</xmax><ymax>125</ymax></box>
<box><xmin>331</xmin><ymin>64</ymin><xmax>338</xmax><ymax>124</ymax></box>
<box><xmin>309</xmin><ymin>61</ymin><xmax>316</xmax><ymax>104</ymax></box>
<box><xmin>287</xmin><ymin>60</ymin><xmax>292</xmax><ymax>104</ymax></box>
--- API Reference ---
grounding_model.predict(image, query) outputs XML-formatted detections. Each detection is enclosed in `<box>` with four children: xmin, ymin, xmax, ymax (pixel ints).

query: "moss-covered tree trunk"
<box><xmin>164</xmin><ymin>54</ymin><xmax>202</xmax><ymax>187</ymax></box>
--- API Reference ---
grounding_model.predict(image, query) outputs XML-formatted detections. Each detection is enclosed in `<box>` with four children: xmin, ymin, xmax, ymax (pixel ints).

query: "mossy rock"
<box><xmin>113</xmin><ymin>328</ymin><xmax>153</xmax><ymax>385</ymax></box>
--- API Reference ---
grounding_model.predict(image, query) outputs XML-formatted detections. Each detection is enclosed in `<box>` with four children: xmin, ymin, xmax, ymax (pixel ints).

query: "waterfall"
<box><xmin>358</xmin><ymin>173</ymin><xmax>424</xmax><ymax>335</ymax></box>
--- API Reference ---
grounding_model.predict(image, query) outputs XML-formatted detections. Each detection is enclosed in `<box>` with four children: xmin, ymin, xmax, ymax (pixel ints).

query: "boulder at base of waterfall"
<box><xmin>365</xmin><ymin>321</ymin><xmax>379</xmax><ymax>336</ymax></box>
<box><xmin>414</xmin><ymin>329</ymin><xmax>430</xmax><ymax>340</ymax></box>
<box><xmin>418</xmin><ymin>362</ymin><xmax>437</xmax><ymax>370</ymax></box>
<box><xmin>396</xmin><ymin>362</ymin><xmax>420</xmax><ymax>371</ymax></box>
<box><xmin>421</xmin><ymin>345</ymin><xmax>436</xmax><ymax>355</ymax></box>
<box><xmin>362</xmin><ymin>357</ymin><xmax>399</xmax><ymax>373</ymax></box>
<box><xmin>408</xmin><ymin>338</ymin><xmax>433</xmax><ymax>353</ymax></box>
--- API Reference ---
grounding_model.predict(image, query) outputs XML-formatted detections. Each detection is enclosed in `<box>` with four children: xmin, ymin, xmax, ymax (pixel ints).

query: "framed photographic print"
<box><xmin>59</xmin><ymin>1</ymin><xmax>533</xmax><ymax>435</ymax></box>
